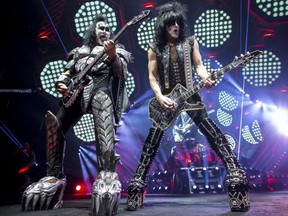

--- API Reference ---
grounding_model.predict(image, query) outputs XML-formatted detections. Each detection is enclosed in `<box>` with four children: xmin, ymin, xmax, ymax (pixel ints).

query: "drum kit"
<box><xmin>170</xmin><ymin>112</ymin><xmax>219</xmax><ymax>168</ymax></box>
<box><xmin>171</xmin><ymin>138</ymin><xmax>219</xmax><ymax>167</ymax></box>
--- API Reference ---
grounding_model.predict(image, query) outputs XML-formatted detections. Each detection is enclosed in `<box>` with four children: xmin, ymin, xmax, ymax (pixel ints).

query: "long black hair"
<box><xmin>154</xmin><ymin>1</ymin><xmax>188</xmax><ymax>51</ymax></box>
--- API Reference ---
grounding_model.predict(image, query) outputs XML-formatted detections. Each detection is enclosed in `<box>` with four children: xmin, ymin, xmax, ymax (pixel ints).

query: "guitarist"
<box><xmin>126</xmin><ymin>1</ymin><xmax>250</xmax><ymax>212</ymax></box>
<box><xmin>21</xmin><ymin>15</ymin><xmax>133</xmax><ymax>215</ymax></box>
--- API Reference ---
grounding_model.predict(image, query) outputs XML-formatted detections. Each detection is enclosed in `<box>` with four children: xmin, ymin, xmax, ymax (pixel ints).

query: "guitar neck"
<box><xmin>216</xmin><ymin>62</ymin><xmax>237</xmax><ymax>77</ymax></box>
<box><xmin>181</xmin><ymin>61</ymin><xmax>238</xmax><ymax>101</ymax></box>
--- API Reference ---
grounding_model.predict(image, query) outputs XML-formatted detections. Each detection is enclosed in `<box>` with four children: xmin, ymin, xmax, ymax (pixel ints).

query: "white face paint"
<box><xmin>95</xmin><ymin>21</ymin><xmax>111</xmax><ymax>45</ymax></box>
<box><xmin>166</xmin><ymin>21</ymin><xmax>180</xmax><ymax>43</ymax></box>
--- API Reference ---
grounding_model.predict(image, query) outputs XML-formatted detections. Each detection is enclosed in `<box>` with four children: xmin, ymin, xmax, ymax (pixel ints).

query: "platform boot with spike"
<box><xmin>126</xmin><ymin>126</ymin><xmax>164</xmax><ymax>211</ymax></box>
<box><xmin>91</xmin><ymin>91</ymin><xmax>121</xmax><ymax>216</ymax></box>
<box><xmin>21</xmin><ymin>111</ymin><xmax>66</xmax><ymax>211</ymax></box>
<box><xmin>198</xmin><ymin>118</ymin><xmax>250</xmax><ymax>212</ymax></box>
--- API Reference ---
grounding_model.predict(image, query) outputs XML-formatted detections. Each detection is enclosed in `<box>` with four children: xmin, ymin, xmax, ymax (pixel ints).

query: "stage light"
<box><xmin>242</xmin><ymin>120</ymin><xmax>263</xmax><ymax>144</ymax></box>
<box><xmin>37</xmin><ymin>32</ymin><xmax>52</xmax><ymax>41</ymax></box>
<box><xmin>40</xmin><ymin>60</ymin><xmax>67</xmax><ymax>98</ymax></box>
<box><xmin>73</xmin><ymin>114</ymin><xmax>95</xmax><ymax>142</ymax></box>
<box><xmin>212</xmin><ymin>166</ymin><xmax>222</xmax><ymax>178</ymax></box>
<box><xmin>76</xmin><ymin>185</ymin><xmax>81</xmax><ymax>191</ymax></box>
<box><xmin>217</xmin><ymin>108</ymin><xmax>233</xmax><ymax>127</ymax></box>
<box><xmin>255</xmin><ymin>0</ymin><xmax>288</xmax><ymax>18</ymax></box>
<box><xmin>202</xmin><ymin>185</ymin><xmax>210</xmax><ymax>194</ymax></box>
<box><xmin>251</xmin><ymin>120</ymin><xmax>263</xmax><ymax>142</ymax></box>
<box><xmin>190</xmin><ymin>167</ymin><xmax>199</xmax><ymax>178</ymax></box>
<box><xmin>262</xmin><ymin>29</ymin><xmax>275</xmax><ymax>38</ymax></box>
<box><xmin>218</xmin><ymin>91</ymin><xmax>239</xmax><ymax>111</ymax></box>
<box><xmin>201</xmin><ymin>167</ymin><xmax>209</xmax><ymax>179</ymax></box>
<box><xmin>270</xmin><ymin>108</ymin><xmax>288</xmax><ymax>136</ymax></box>
<box><xmin>74</xmin><ymin>1</ymin><xmax>117</xmax><ymax>38</ymax></box>
<box><xmin>137</xmin><ymin>18</ymin><xmax>156</xmax><ymax>51</ymax></box>
<box><xmin>143</xmin><ymin>1</ymin><xmax>155</xmax><ymax>9</ymax></box>
<box><xmin>191</xmin><ymin>185</ymin><xmax>200</xmax><ymax>194</ymax></box>
<box><xmin>194</xmin><ymin>9</ymin><xmax>232</xmax><ymax>48</ymax></box>
<box><xmin>74</xmin><ymin>183</ymin><xmax>85</xmax><ymax>194</ymax></box>
<box><xmin>225</xmin><ymin>134</ymin><xmax>236</xmax><ymax>150</ymax></box>
<box><xmin>123</xmin><ymin>71</ymin><xmax>135</xmax><ymax>97</ymax></box>
<box><xmin>215</xmin><ymin>184</ymin><xmax>223</xmax><ymax>193</ymax></box>
<box><xmin>242</xmin><ymin>50</ymin><xmax>281</xmax><ymax>87</ymax></box>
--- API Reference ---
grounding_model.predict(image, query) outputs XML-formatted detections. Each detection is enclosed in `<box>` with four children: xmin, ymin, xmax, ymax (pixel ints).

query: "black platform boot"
<box><xmin>198</xmin><ymin>118</ymin><xmax>250</xmax><ymax>212</ymax></box>
<box><xmin>228</xmin><ymin>183</ymin><xmax>250</xmax><ymax>212</ymax></box>
<box><xmin>126</xmin><ymin>180</ymin><xmax>145</xmax><ymax>211</ymax></box>
<box><xmin>126</xmin><ymin>126</ymin><xmax>164</xmax><ymax>211</ymax></box>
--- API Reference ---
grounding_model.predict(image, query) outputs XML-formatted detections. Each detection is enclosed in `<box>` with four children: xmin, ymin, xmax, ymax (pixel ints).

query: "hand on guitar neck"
<box><xmin>200</xmin><ymin>71</ymin><xmax>216</xmax><ymax>88</ymax></box>
<box><xmin>57</xmin><ymin>83</ymin><xmax>69</xmax><ymax>96</ymax></box>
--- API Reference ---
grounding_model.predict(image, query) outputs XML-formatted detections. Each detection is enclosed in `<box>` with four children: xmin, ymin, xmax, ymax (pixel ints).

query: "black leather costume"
<box><xmin>126</xmin><ymin>37</ymin><xmax>250</xmax><ymax>212</ymax></box>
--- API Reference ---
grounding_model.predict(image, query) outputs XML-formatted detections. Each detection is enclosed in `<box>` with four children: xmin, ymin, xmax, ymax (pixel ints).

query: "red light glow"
<box><xmin>143</xmin><ymin>1</ymin><xmax>155</xmax><ymax>8</ymax></box>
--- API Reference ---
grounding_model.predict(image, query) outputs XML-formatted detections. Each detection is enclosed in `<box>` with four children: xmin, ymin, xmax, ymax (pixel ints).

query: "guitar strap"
<box><xmin>163</xmin><ymin>45</ymin><xmax>170</xmax><ymax>90</ymax></box>
<box><xmin>183</xmin><ymin>38</ymin><xmax>194</xmax><ymax>89</ymax></box>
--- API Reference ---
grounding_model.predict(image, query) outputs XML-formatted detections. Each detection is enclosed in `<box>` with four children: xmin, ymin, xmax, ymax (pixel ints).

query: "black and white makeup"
<box><xmin>166</xmin><ymin>20</ymin><xmax>180</xmax><ymax>42</ymax></box>
<box><xmin>95</xmin><ymin>21</ymin><xmax>111</xmax><ymax>45</ymax></box>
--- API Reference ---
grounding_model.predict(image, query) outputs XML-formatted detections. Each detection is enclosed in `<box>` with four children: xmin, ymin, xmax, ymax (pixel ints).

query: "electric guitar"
<box><xmin>148</xmin><ymin>50</ymin><xmax>263</xmax><ymax>130</ymax></box>
<box><xmin>62</xmin><ymin>10</ymin><xmax>151</xmax><ymax>108</ymax></box>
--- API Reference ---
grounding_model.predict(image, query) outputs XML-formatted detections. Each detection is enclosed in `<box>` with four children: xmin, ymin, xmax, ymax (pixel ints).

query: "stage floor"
<box><xmin>1</xmin><ymin>190</ymin><xmax>288</xmax><ymax>216</ymax></box>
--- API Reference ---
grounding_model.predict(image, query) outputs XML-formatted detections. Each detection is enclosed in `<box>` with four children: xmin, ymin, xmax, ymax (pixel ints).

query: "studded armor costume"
<box><xmin>22</xmin><ymin>44</ymin><xmax>132</xmax><ymax>215</ymax></box>
<box><xmin>126</xmin><ymin>37</ymin><xmax>250</xmax><ymax>212</ymax></box>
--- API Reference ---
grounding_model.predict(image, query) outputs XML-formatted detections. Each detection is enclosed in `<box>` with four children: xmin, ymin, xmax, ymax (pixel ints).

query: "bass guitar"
<box><xmin>62</xmin><ymin>10</ymin><xmax>151</xmax><ymax>108</ymax></box>
<box><xmin>148</xmin><ymin>50</ymin><xmax>263</xmax><ymax>130</ymax></box>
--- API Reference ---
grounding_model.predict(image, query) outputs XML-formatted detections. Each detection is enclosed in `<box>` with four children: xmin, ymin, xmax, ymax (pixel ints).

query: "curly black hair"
<box><xmin>154</xmin><ymin>1</ymin><xmax>188</xmax><ymax>51</ymax></box>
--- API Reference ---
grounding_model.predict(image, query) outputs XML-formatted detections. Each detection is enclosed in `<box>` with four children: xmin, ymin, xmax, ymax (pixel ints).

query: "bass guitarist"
<box><xmin>126</xmin><ymin>1</ymin><xmax>250</xmax><ymax>212</ymax></box>
<box><xmin>22</xmin><ymin>14</ymin><xmax>133</xmax><ymax>215</ymax></box>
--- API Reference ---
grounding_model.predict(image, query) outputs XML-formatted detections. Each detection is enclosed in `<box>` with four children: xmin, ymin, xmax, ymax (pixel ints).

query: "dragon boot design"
<box><xmin>91</xmin><ymin>91</ymin><xmax>121</xmax><ymax>216</ymax></box>
<box><xmin>22</xmin><ymin>111</ymin><xmax>66</xmax><ymax>211</ymax></box>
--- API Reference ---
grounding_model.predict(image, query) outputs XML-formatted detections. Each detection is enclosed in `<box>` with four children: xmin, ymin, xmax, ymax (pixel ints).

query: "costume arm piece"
<box><xmin>54</xmin><ymin>47</ymin><xmax>82</xmax><ymax>89</ymax></box>
<box><xmin>112</xmin><ymin>45</ymin><xmax>133</xmax><ymax>80</ymax></box>
<box><xmin>110</xmin><ymin>46</ymin><xmax>133</xmax><ymax>124</ymax></box>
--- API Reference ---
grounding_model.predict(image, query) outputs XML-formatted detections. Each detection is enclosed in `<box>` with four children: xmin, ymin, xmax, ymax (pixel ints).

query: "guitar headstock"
<box><xmin>127</xmin><ymin>10</ymin><xmax>151</xmax><ymax>26</ymax></box>
<box><xmin>233</xmin><ymin>50</ymin><xmax>263</xmax><ymax>68</ymax></box>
